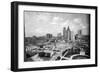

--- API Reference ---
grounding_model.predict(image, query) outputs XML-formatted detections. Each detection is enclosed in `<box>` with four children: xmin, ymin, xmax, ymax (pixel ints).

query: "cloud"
<box><xmin>35</xmin><ymin>28</ymin><xmax>48</xmax><ymax>34</ymax></box>
<box><xmin>73</xmin><ymin>18</ymin><xmax>82</xmax><ymax>24</ymax></box>
<box><xmin>60</xmin><ymin>20</ymin><xmax>70</xmax><ymax>27</ymax></box>
<box><xmin>36</xmin><ymin>14</ymin><xmax>51</xmax><ymax>23</ymax></box>
<box><xmin>51</xmin><ymin>16</ymin><xmax>64</xmax><ymax>25</ymax></box>
<box><xmin>53</xmin><ymin>17</ymin><xmax>60</xmax><ymax>20</ymax></box>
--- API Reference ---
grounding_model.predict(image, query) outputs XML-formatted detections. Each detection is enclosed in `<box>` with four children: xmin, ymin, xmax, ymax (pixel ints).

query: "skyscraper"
<box><xmin>63</xmin><ymin>27</ymin><xmax>67</xmax><ymax>40</ymax></box>
<box><xmin>63</xmin><ymin>26</ymin><xmax>72</xmax><ymax>42</ymax></box>
<box><xmin>46</xmin><ymin>34</ymin><xmax>52</xmax><ymax>39</ymax></box>
<box><xmin>71</xmin><ymin>31</ymin><xmax>75</xmax><ymax>41</ymax></box>
<box><xmin>66</xmin><ymin>26</ymin><xmax>71</xmax><ymax>41</ymax></box>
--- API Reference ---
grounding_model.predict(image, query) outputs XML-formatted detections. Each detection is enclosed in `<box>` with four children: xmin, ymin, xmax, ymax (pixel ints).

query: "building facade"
<box><xmin>63</xmin><ymin>26</ymin><xmax>72</xmax><ymax>42</ymax></box>
<box><xmin>66</xmin><ymin>26</ymin><xmax>71</xmax><ymax>41</ymax></box>
<box><xmin>63</xmin><ymin>27</ymin><xmax>67</xmax><ymax>40</ymax></box>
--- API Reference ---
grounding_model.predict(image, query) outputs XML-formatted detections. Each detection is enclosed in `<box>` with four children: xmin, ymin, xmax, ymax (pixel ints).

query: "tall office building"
<box><xmin>46</xmin><ymin>34</ymin><xmax>52</xmax><ymax>39</ymax></box>
<box><xmin>71</xmin><ymin>31</ymin><xmax>75</xmax><ymax>41</ymax></box>
<box><xmin>63</xmin><ymin>27</ymin><xmax>67</xmax><ymax>40</ymax></box>
<box><xmin>63</xmin><ymin>26</ymin><xmax>72</xmax><ymax>41</ymax></box>
<box><xmin>66</xmin><ymin>26</ymin><xmax>71</xmax><ymax>41</ymax></box>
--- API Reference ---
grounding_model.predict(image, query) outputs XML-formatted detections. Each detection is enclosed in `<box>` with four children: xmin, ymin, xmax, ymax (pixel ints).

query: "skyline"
<box><xmin>24</xmin><ymin>11</ymin><xmax>90</xmax><ymax>37</ymax></box>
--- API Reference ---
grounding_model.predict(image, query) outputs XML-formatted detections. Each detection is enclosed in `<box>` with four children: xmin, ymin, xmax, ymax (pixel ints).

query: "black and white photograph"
<box><xmin>24</xmin><ymin>11</ymin><xmax>90</xmax><ymax>62</ymax></box>
<box><xmin>11</xmin><ymin>1</ymin><xmax>97</xmax><ymax>71</ymax></box>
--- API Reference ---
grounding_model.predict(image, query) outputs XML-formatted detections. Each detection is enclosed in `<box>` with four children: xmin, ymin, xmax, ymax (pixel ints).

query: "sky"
<box><xmin>24</xmin><ymin>11</ymin><xmax>90</xmax><ymax>37</ymax></box>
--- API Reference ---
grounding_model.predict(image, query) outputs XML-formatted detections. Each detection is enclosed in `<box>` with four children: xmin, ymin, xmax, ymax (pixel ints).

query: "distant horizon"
<box><xmin>25</xmin><ymin>29</ymin><xmax>90</xmax><ymax>38</ymax></box>
<box><xmin>24</xmin><ymin>11</ymin><xmax>90</xmax><ymax>37</ymax></box>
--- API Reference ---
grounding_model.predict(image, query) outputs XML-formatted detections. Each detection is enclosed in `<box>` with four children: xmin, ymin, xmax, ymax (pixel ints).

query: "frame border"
<box><xmin>11</xmin><ymin>1</ymin><xmax>98</xmax><ymax>72</ymax></box>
